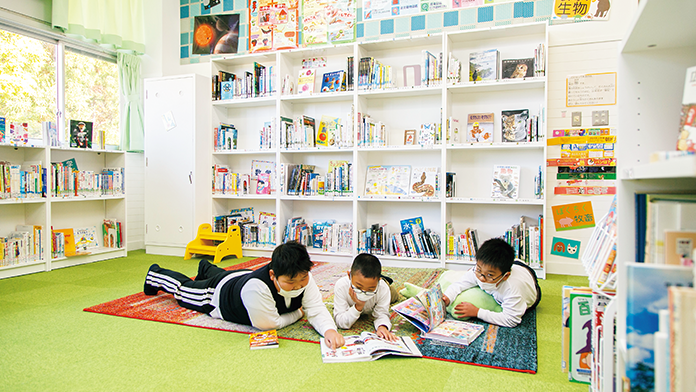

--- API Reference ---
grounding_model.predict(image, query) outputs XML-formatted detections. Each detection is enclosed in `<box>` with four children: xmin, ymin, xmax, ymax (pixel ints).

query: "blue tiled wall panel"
<box><xmin>477</xmin><ymin>6</ymin><xmax>494</xmax><ymax>22</ymax></box>
<box><xmin>411</xmin><ymin>15</ymin><xmax>425</xmax><ymax>31</ymax></box>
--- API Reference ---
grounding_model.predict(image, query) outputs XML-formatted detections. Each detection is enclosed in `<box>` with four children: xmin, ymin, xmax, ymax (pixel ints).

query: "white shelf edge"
<box><xmin>621</xmin><ymin>155</ymin><xmax>696</xmax><ymax>180</ymax></box>
<box><xmin>446</xmin><ymin>197</ymin><xmax>544</xmax><ymax>205</ymax></box>
<box><xmin>620</xmin><ymin>0</ymin><xmax>696</xmax><ymax>53</ymax></box>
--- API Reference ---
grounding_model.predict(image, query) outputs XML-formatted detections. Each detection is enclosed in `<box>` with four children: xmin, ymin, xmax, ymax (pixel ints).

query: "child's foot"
<box><xmin>144</xmin><ymin>264</ymin><xmax>161</xmax><ymax>295</ymax></box>
<box><xmin>195</xmin><ymin>259</ymin><xmax>212</xmax><ymax>281</ymax></box>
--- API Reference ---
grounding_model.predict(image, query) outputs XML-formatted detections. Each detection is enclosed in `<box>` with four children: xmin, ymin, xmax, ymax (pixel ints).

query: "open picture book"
<box><xmin>392</xmin><ymin>283</ymin><xmax>485</xmax><ymax>346</ymax></box>
<box><xmin>320</xmin><ymin>332</ymin><xmax>422</xmax><ymax>363</ymax></box>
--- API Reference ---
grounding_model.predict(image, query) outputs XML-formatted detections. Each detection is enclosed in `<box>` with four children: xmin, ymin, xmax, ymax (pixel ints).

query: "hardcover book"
<box><xmin>320</xmin><ymin>332</ymin><xmax>422</xmax><ymax>363</ymax></box>
<box><xmin>491</xmin><ymin>165</ymin><xmax>520</xmax><ymax>199</ymax></box>
<box><xmin>249</xmin><ymin>329</ymin><xmax>279</xmax><ymax>350</ymax></box>
<box><xmin>501</xmin><ymin>58</ymin><xmax>535</xmax><ymax>79</ymax></box>
<box><xmin>8</xmin><ymin>122</ymin><xmax>29</xmax><ymax>145</ymax></box>
<box><xmin>320</xmin><ymin>70</ymin><xmax>345</xmax><ymax>92</ymax></box>
<box><xmin>74</xmin><ymin>226</ymin><xmax>100</xmax><ymax>251</ymax></box>
<box><xmin>501</xmin><ymin>109</ymin><xmax>530</xmax><ymax>143</ymax></box>
<box><xmin>69</xmin><ymin>120</ymin><xmax>93</xmax><ymax>148</ymax></box>
<box><xmin>466</xmin><ymin>113</ymin><xmax>494</xmax><ymax>143</ymax></box>
<box><xmin>409</xmin><ymin>166</ymin><xmax>438</xmax><ymax>197</ymax></box>
<box><xmin>297</xmin><ymin>68</ymin><xmax>316</xmax><ymax>94</ymax></box>
<box><xmin>316</xmin><ymin>115</ymin><xmax>340</xmax><ymax>147</ymax></box>
<box><xmin>469</xmin><ymin>49</ymin><xmax>499</xmax><ymax>82</ymax></box>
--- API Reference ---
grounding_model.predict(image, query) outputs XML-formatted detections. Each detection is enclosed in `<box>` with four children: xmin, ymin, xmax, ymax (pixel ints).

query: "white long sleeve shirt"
<box><xmin>211</xmin><ymin>272</ymin><xmax>337</xmax><ymax>336</ymax></box>
<box><xmin>333</xmin><ymin>276</ymin><xmax>392</xmax><ymax>331</ymax></box>
<box><xmin>443</xmin><ymin>264</ymin><xmax>538</xmax><ymax>327</ymax></box>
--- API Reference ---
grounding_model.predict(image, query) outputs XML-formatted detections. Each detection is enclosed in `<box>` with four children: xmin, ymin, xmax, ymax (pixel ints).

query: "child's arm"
<box><xmin>370</xmin><ymin>279</ymin><xmax>393</xmax><ymax>332</ymax></box>
<box><xmin>477</xmin><ymin>290</ymin><xmax>526</xmax><ymax>327</ymax></box>
<box><xmin>333</xmin><ymin>277</ymin><xmax>361</xmax><ymax>329</ymax></box>
<box><xmin>301</xmin><ymin>274</ymin><xmax>341</xmax><ymax>336</ymax></box>
<box><xmin>241</xmin><ymin>279</ymin><xmax>303</xmax><ymax>330</ymax></box>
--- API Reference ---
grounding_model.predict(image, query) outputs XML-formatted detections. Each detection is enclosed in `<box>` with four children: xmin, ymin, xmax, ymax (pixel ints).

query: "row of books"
<box><xmin>279</xmin><ymin>114</ymin><xmax>353</xmax><ymax>149</ymax></box>
<box><xmin>422</xmin><ymin>50</ymin><xmax>443</xmax><ymax>86</ymax></box>
<box><xmin>581</xmin><ymin>196</ymin><xmax>617</xmax><ymax>289</ymax></box>
<box><xmin>213</xmin><ymin>161</ymin><xmax>275</xmax><ymax>196</ymax></box>
<box><xmin>213</xmin><ymin>123</ymin><xmax>238</xmax><ymax>151</ymax></box>
<box><xmin>212</xmin><ymin>63</ymin><xmax>275</xmax><ymax>101</ymax></box>
<box><xmin>357</xmin><ymin>217</ymin><xmax>441</xmax><ymax>259</ymax></box>
<box><xmin>358</xmin><ymin>57</ymin><xmax>393</xmax><ymax>91</ymax></box>
<box><xmin>445</xmin><ymin>222</ymin><xmax>480</xmax><ymax>262</ymax></box>
<box><xmin>50</xmin><ymin>164</ymin><xmax>124</xmax><ymax>197</ymax></box>
<box><xmin>49</xmin><ymin>221</ymin><xmax>122</xmax><ymax>260</ymax></box>
<box><xmin>365</xmin><ymin>165</ymin><xmax>439</xmax><ymax>198</ymax></box>
<box><xmin>457</xmin><ymin>110</ymin><xmax>542</xmax><ymax>144</ymax></box>
<box><xmin>282</xmin><ymin>217</ymin><xmax>352</xmax><ymax>253</ymax></box>
<box><xmin>503</xmin><ymin>214</ymin><xmax>543</xmax><ymax>269</ymax></box>
<box><xmin>468</xmin><ymin>45</ymin><xmax>545</xmax><ymax>83</ymax></box>
<box><xmin>213</xmin><ymin>208</ymin><xmax>277</xmax><ymax>247</ymax></box>
<box><xmin>0</xmin><ymin>224</ymin><xmax>44</xmax><ymax>267</ymax></box>
<box><xmin>1</xmin><ymin>161</ymin><xmax>45</xmax><ymax>199</ymax></box>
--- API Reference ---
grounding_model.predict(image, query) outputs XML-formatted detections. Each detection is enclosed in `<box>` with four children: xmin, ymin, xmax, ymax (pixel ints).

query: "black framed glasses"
<box><xmin>351</xmin><ymin>284</ymin><xmax>377</xmax><ymax>297</ymax></box>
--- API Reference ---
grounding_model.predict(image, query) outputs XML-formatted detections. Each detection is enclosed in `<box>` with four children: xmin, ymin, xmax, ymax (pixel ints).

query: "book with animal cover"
<box><xmin>320</xmin><ymin>331</ymin><xmax>422</xmax><ymax>363</ymax></box>
<box><xmin>251</xmin><ymin>159</ymin><xmax>275</xmax><ymax>192</ymax></box>
<box><xmin>501</xmin><ymin>58</ymin><xmax>535</xmax><ymax>79</ymax></box>
<box><xmin>249</xmin><ymin>329</ymin><xmax>279</xmax><ymax>350</ymax></box>
<box><xmin>491</xmin><ymin>165</ymin><xmax>520</xmax><ymax>199</ymax></box>
<box><xmin>392</xmin><ymin>284</ymin><xmax>484</xmax><ymax>346</ymax></box>
<box><xmin>466</xmin><ymin>113</ymin><xmax>494</xmax><ymax>143</ymax></box>
<box><xmin>320</xmin><ymin>70</ymin><xmax>345</xmax><ymax>93</ymax></box>
<box><xmin>297</xmin><ymin>68</ymin><xmax>316</xmax><ymax>94</ymax></box>
<box><xmin>501</xmin><ymin>109</ymin><xmax>530</xmax><ymax>143</ymax></box>
<box><xmin>469</xmin><ymin>49</ymin><xmax>499</xmax><ymax>82</ymax></box>
<box><xmin>409</xmin><ymin>166</ymin><xmax>438</xmax><ymax>197</ymax></box>
<box><xmin>69</xmin><ymin>120</ymin><xmax>93</xmax><ymax>148</ymax></box>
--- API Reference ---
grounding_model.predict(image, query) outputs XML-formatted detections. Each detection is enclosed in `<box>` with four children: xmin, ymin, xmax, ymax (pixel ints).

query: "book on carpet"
<box><xmin>392</xmin><ymin>283</ymin><xmax>484</xmax><ymax>346</ymax></box>
<box><xmin>249</xmin><ymin>329</ymin><xmax>279</xmax><ymax>350</ymax></box>
<box><xmin>319</xmin><ymin>331</ymin><xmax>422</xmax><ymax>363</ymax></box>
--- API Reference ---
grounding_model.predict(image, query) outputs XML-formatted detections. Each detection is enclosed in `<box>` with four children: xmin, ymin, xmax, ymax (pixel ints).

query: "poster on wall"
<box><xmin>193</xmin><ymin>14</ymin><xmax>240</xmax><ymax>55</ymax></box>
<box><xmin>552</xmin><ymin>0</ymin><xmax>610</xmax><ymax>20</ymax></box>
<box><xmin>551</xmin><ymin>201</ymin><xmax>596</xmax><ymax>231</ymax></box>
<box><xmin>249</xmin><ymin>0</ymin><xmax>299</xmax><ymax>53</ymax></box>
<box><xmin>550</xmin><ymin>237</ymin><xmax>581</xmax><ymax>259</ymax></box>
<box><xmin>302</xmin><ymin>0</ymin><xmax>356</xmax><ymax>45</ymax></box>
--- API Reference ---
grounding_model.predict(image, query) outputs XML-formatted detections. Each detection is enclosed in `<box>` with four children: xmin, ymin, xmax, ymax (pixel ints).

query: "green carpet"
<box><xmin>0</xmin><ymin>250</ymin><xmax>589</xmax><ymax>392</ymax></box>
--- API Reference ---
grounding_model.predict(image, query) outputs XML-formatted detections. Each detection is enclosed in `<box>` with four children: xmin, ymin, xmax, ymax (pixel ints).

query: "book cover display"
<box><xmin>501</xmin><ymin>58</ymin><xmax>535</xmax><ymax>79</ymax></box>
<box><xmin>69</xmin><ymin>120</ymin><xmax>93</xmax><ymax>148</ymax></box>
<box><xmin>409</xmin><ymin>166</ymin><xmax>438</xmax><ymax>197</ymax></box>
<box><xmin>501</xmin><ymin>109</ymin><xmax>529</xmax><ymax>143</ymax></box>
<box><xmin>466</xmin><ymin>113</ymin><xmax>494</xmax><ymax>143</ymax></box>
<box><xmin>677</xmin><ymin>65</ymin><xmax>696</xmax><ymax>152</ymax></box>
<box><xmin>297</xmin><ymin>68</ymin><xmax>316</xmax><ymax>94</ymax></box>
<box><xmin>320</xmin><ymin>70</ymin><xmax>345</xmax><ymax>92</ymax></box>
<box><xmin>491</xmin><ymin>165</ymin><xmax>520</xmax><ymax>199</ymax></box>
<box><xmin>8</xmin><ymin>122</ymin><xmax>29</xmax><ymax>145</ymax></box>
<box><xmin>469</xmin><ymin>49</ymin><xmax>499</xmax><ymax>82</ymax></box>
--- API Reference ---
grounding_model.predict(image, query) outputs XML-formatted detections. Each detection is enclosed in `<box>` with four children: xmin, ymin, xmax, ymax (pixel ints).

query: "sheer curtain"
<box><xmin>53</xmin><ymin>0</ymin><xmax>146</xmax><ymax>151</ymax></box>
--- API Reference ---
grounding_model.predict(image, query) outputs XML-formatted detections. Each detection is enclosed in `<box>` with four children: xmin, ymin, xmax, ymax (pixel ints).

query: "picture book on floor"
<box><xmin>501</xmin><ymin>109</ymin><xmax>529</xmax><ymax>143</ymax></box>
<box><xmin>249</xmin><ymin>329</ymin><xmax>279</xmax><ymax>350</ymax></box>
<box><xmin>466</xmin><ymin>113</ymin><xmax>494</xmax><ymax>143</ymax></box>
<box><xmin>501</xmin><ymin>58</ymin><xmax>535</xmax><ymax>79</ymax></box>
<box><xmin>491</xmin><ymin>164</ymin><xmax>520</xmax><ymax>199</ymax></box>
<box><xmin>319</xmin><ymin>331</ymin><xmax>422</xmax><ymax>363</ymax></box>
<box><xmin>392</xmin><ymin>284</ymin><xmax>484</xmax><ymax>346</ymax></box>
<box><xmin>409</xmin><ymin>166</ymin><xmax>438</xmax><ymax>197</ymax></box>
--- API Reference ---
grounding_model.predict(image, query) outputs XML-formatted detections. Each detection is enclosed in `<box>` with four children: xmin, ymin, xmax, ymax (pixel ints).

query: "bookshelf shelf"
<box><xmin>208</xmin><ymin>22</ymin><xmax>548</xmax><ymax>272</ymax></box>
<box><xmin>622</xmin><ymin>155</ymin><xmax>696</xmax><ymax>180</ymax></box>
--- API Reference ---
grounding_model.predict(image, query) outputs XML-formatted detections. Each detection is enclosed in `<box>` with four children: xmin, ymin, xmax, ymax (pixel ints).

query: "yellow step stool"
<box><xmin>184</xmin><ymin>223</ymin><xmax>243</xmax><ymax>264</ymax></box>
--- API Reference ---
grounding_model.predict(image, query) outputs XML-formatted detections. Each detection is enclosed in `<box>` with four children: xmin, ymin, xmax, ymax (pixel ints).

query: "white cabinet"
<box><xmin>209</xmin><ymin>23</ymin><xmax>548</xmax><ymax>275</ymax></box>
<box><xmin>615</xmin><ymin>0</ymin><xmax>696</xmax><ymax>389</ymax></box>
<box><xmin>144</xmin><ymin>74</ymin><xmax>211</xmax><ymax>256</ymax></box>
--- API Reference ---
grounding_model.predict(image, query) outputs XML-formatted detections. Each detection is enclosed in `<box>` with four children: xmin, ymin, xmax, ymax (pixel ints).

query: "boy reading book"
<box><xmin>333</xmin><ymin>253</ymin><xmax>398</xmax><ymax>341</ymax></box>
<box><xmin>442</xmin><ymin>238</ymin><xmax>542</xmax><ymax>327</ymax></box>
<box><xmin>143</xmin><ymin>241</ymin><xmax>345</xmax><ymax>349</ymax></box>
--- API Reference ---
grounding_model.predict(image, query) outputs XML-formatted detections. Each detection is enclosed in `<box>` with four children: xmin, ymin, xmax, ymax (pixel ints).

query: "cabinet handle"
<box><xmin>189</xmin><ymin>172</ymin><xmax>192</xmax><ymax>184</ymax></box>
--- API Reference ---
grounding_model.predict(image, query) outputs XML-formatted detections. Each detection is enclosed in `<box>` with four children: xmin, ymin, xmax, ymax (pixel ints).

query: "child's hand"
<box><xmin>442</xmin><ymin>295</ymin><xmax>450</xmax><ymax>307</ymax></box>
<box><xmin>324</xmin><ymin>329</ymin><xmax>345</xmax><ymax>349</ymax></box>
<box><xmin>348</xmin><ymin>287</ymin><xmax>366</xmax><ymax>312</ymax></box>
<box><xmin>376</xmin><ymin>325</ymin><xmax>397</xmax><ymax>342</ymax></box>
<box><xmin>453</xmin><ymin>302</ymin><xmax>479</xmax><ymax>319</ymax></box>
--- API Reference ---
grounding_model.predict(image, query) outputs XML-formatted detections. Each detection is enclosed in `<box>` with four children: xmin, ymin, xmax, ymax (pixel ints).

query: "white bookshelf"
<box><xmin>614</xmin><ymin>0</ymin><xmax>696</xmax><ymax>390</ymax></box>
<box><xmin>210</xmin><ymin>22</ymin><xmax>548</xmax><ymax>277</ymax></box>
<box><xmin>0</xmin><ymin>143</ymin><xmax>127</xmax><ymax>280</ymax></box>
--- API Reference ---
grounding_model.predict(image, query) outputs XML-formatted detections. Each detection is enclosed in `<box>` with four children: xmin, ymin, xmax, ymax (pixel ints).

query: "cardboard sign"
<box><xmin>552</xmin><ymin>201</ymin><xmax>596</xmax><ymax>231</ymax></box>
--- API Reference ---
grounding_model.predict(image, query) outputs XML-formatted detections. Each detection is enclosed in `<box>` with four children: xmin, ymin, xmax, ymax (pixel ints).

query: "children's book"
<box><xmin>491</xmin><ymin>165</ymin><xmax>520</xmax><ymax>199</ymax></box>
<box><xmin>74</xmin><ymin>226</ymin><xmax>100</xmax><ymax>251</ymax></box>
<box><xmin>466</xmin><ymin>113</ymin><xmax>494</xmax><ymax>143</ymax></box>
<box><xmin>256</xmin><ymin>172</ymin><xmax>271</xmax><ymax>194</ymax></box>
<box><xmin>297</xmin><ymin>68</ymin><xmax>316</xmax><ymax>94</ymax></box>
<box><xmin>392</xmin><ymin>284</ymin><xmax>484</xmax><ymax>346</ymax></box>
<box><xmin>568</xmin><ymin>289</ymin><xmax>593</xmax><ymax>384</ymax></box>
<box><xmin>316</xmin><ymin>115</ymin><xmax>340</xmax><ymax>147</ymax></box>
<box><xmin>9</xmin><ymin>122</ymin><xmax>29</xmax><ymax>145</ymax></box>
<box><xmin>469</xmin><ymin>49</ymin><xmax>499</xmax><ymax>82</ymax></box>
<box><xmin>409</xmin><ymin>166</ymin><xmax>439</xmax><ymax>197</ymax></box>
<box><xmin>0</xmin><ymin>116</ymin><xmax>5</xmax><ymax>143</ymax></box>
<box><xmin>501</xmin><ymin>58</ymin><xmax>535</xmax><ymax>79</ymax></box>
<box><xmin>677</xmin><ymin>65</ymin><xmax>696</xmax><ymax>152</ymax></box>
<box><xmin>320</xmin><ymin>331</ymin><xmax>422</xmax><ymax>363</ymax></box>
<box><xmin>384</xmin><ymin>165</ymin><xmax>411</xmax><ymax>196</ymax></box>
<box><xmin>501</xmin><ymin>109</ymin><xmax>530</xmax><ymax>143</ymax></box>
<box><xmin>365</xmin><ymin>165</ymin><xmax>388</xmax><ymax>195</ymax></box>
<box><xmin>52</xmin><ymin>228</ymin><xmax>77</xmax><ymax>257</ymax></box>
<box><xmin>249</xmin><ymin>329</ymin><xmax>279</xmax><ymax>350</ymax></box>
<box><xmin>320</xmin><ymin>70</ymin><xmax>345</xmax><ymax>92</ymax></box>
<box><xmin>69</xmin><ymin>120</ymin><xmax>93</xmax><ymax>148</ymax></box>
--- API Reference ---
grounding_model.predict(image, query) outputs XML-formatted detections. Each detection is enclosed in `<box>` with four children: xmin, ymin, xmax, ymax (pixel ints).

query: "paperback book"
<box><xmin>392</xmin><ymin>284</ymin><xmax>484</xmax><ymax>346</ymax></box>
<box><xmin>320</xmin><ymin>70</ymin><xmax>345</xmax><ymax>92</ymax></box>
<box><xmin>320</xmin><ymin>331</ymin><xmax>422</xmax><ymax>363</ymax></box>
<box><xmin>249</xmin><ymin>329</ymin><xmax>279</xmax><ymax>350</ymax></box>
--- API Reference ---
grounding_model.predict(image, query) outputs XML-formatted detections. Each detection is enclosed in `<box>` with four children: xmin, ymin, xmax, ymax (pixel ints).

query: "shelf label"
<box><xmin>566</xmin><ymin>72</ymin><xmax>616</xmax><ymax>107</ymax></box>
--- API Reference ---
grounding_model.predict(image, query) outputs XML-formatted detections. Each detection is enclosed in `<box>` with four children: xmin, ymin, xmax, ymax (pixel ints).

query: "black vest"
<box><xmin>218</xmin><ymin>264</ymin><xmax>304</xmax><ymax>325</ymax></box>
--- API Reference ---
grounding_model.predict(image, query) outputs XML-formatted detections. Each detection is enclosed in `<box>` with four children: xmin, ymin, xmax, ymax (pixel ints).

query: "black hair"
<box><xmin>350</xmin><ymin>253</ymin><xmax>382</xmax><ymax>279</ymax></box>
<box><xmin>476</xmin><ymin>238</ymin><xmax>514</xmax><ymax>273</ymax></box>
<box><xmin>269</xmin><ymin>241</ymin><xmax>313</xmax><ymax>278</ymax></box>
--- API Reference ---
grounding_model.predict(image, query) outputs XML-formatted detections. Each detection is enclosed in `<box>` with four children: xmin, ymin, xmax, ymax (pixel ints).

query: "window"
<box><xmin>0</xmin><ymin>28</ymin><xmax>120</xmax><ymax>146</ymax></box>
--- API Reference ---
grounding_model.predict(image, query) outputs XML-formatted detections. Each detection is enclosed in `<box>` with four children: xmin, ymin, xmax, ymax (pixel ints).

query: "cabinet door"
<box><xmin>144</xmin><ymin>76</ymin><xmax>195</xmax><ymax>247</ymax></box>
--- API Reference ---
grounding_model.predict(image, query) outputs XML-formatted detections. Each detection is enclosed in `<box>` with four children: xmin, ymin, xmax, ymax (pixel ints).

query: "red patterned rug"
<box><xmin>84</xmin><ymin>257</ymin><xmax>536</xmax><ymax>373</ymax></box>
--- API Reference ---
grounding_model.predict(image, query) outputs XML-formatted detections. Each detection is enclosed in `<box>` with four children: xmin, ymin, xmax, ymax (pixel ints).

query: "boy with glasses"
<box><xmin>442</xmin><ymin>238</ymin><xmax>541</xmax><ymax>327</ymax></box>
<box><xmin>333</xmin><ymin>253</ymin><xmax>398</xmax><ymax>341</ymax></box>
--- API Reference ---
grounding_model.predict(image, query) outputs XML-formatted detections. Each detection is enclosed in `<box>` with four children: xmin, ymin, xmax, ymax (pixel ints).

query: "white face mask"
<box><xmin>354</xmin><ymin>291</ymin><xmax>374</xmax><ymax>302</ymax></box>
<box><xmin>478</xmin><ymin>280</ymin><xmax>500</xmax><ymax>291</ymax></box>
<box><xmin>275</xmin><ymin>278</ymin><xmax>306</xmax><ymax>299</ymax></box>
